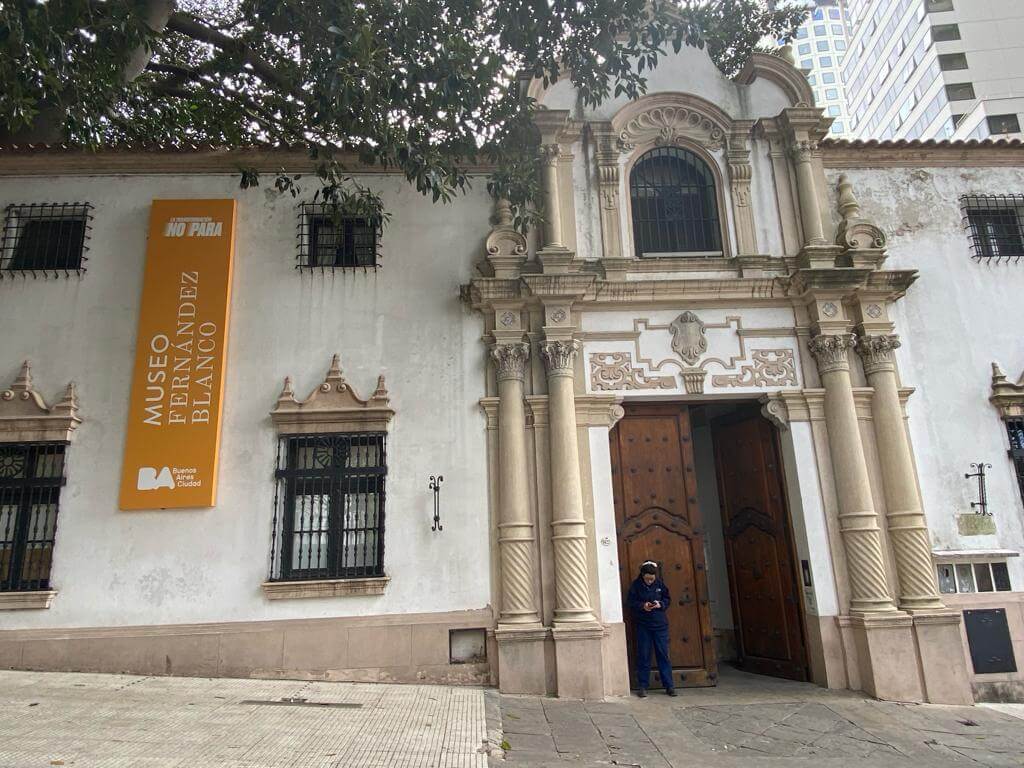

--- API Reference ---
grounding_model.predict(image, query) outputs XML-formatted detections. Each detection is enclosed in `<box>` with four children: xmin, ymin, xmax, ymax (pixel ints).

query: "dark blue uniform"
<box><xmin>627</xmin><ymin>576</ymin><xmax>673</xmax><ymax>690</ymax></box>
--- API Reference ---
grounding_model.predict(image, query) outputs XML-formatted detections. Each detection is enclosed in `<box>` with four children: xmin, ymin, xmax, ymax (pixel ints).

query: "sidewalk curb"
<box><xmin>482</xmin><ymin>688</ymin><xmax>506</xmax><ymax>762</ymax></box>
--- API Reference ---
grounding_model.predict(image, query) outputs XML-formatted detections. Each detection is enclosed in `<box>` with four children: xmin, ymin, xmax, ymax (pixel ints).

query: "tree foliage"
<box><xmin>1</xmin><ymin>0</ymin><xmax>805</xmax><ymax>224</ymax></box>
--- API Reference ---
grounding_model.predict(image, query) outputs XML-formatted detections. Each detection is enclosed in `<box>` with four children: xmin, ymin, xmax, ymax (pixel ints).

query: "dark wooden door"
<box><xmin>711</xmin><ymin>409</ymin><xmax>809</xmax><ymax>681</ymax></box>
<box><xmin>610</xmin><ymin>403</ymin><xmax>716</xmax><ymax>689</ymax></box>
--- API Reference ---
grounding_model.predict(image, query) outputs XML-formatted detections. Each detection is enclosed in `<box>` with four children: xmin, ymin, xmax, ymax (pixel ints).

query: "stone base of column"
<box><xmin>537</xmin><ymin>246</ymin><xmax>574</xmax><ymax>274</ymax></box>
<box><xmin>552</xmin><ymin>623</ymin><xmax>607</xmax><ymax>700</ymax></box>
<box><xmin>797</xmin><ymin>243</ymin><xmax>844</xmax><ymax>269</ymax></box>
<box><xmin>495</xmin><ymin>626</ymin><xmax>550</xmax><ymax>695</ymax></box>
<box><xmin>839</xmin><ymin>613</ymin><xmax>925</xmax><ymax>702</ymax></box>
<box><xmin>912</xmin><ymin>612</ymin><xmax>974</xmax><ymax>704</ymax></box>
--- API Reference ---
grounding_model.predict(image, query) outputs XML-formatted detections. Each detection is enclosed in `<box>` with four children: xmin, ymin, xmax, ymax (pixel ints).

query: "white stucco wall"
<box><xmin>0</xmin><ymin>173</ymin><xmax>493</xmax><ymax>629</ymax></box>
<box><xmin>829</xmin><ymin>166</ymin><xmax>1024</xmax><ymax>589</ymax></box>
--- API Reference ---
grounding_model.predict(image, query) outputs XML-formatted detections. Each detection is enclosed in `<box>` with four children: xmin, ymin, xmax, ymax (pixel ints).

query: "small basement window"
<box><xmin>1</xmin><ymin>203</ymin><xmax>93</xmax><ymax>276</ymax></box>
<box><xmin>961</xmin><ymin>195</ymin><xmax>1024</xmax><ymax>262</ymax></box>
<box><xmin>936</xmin><ymin>561</ymin><xmax>1012</xmax><ymax>594</ymax></box>
<box><xmin>297</xmin><ymin>203</ymin><xmax>379</xmax><ymax>270</ymax></box>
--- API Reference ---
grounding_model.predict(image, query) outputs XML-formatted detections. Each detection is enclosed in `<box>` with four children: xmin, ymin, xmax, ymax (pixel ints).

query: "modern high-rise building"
<box><xmin>843</xmin><ymin>0</ymin><xmax>1024</xmax><ymax>141</ymax></box>
<box><xmin>791</xmin><ymin>0</ymin><xmax>853</xmax><ymax>137</ymax></box>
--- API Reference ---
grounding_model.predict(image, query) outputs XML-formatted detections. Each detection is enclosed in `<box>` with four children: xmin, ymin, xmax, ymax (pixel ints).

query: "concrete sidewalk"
<box><xmin>496</xmin><ymin>667</ymin><xmax>1024</xmax><ymax>767</ymax></box>
<box><xmin>0</xmin><ymin>670</ymin><xmax>492</xmax><ymax>767</ymax></box>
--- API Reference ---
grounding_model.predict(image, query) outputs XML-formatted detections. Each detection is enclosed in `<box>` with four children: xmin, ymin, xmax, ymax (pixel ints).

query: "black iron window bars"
<box><xmin>1005</xmin><ymin>418</ymin><xmax>1024</xmax><ymax>508</ymax></box>
<box><xmin>296</xmin><ymin>203</ymin><xmax>380</xmax><ymax>271</ymax></box>
<box><xmin>629</xmin><ymin>146</ymin><xmax>722</xmax><ymax>258</ymax></box>
<box><xmin>961</xmin><ymin>195</ymin><xmax>1024</xmax><ymax>262</ymax></box>
<box><xmin>0</xmin><ymin>443</ymin><xmax>66</xmax><ymax>592</ymax></box>
<box><xmin>270</xmin><ymin>433</ymin><xmax>386</xmax><ymax>581</ymax></box>
<box><xmin>1</xmin><ymin>203</ymin><xmax>93</xmax><ymax>277</ymax></box>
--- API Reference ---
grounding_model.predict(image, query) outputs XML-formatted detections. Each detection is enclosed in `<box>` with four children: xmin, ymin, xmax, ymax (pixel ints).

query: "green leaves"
<box><xmin>2</xmin><ymin>0</ymin><xmax>805</xmax><ymax>231</ymax></box>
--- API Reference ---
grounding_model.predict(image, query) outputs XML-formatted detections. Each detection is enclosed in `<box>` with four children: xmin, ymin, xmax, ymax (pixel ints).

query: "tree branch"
<box><xmin>165</xmin><ymin>12</ymin><xmax>303</xmax><ymax>100</ymax></box>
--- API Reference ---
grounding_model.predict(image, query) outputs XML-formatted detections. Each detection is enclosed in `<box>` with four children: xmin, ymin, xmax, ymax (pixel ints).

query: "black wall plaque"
<box><xmin>964</xmin><ymin>609</ymin><xmax>1017</xmax><ymax>674</ymax></box>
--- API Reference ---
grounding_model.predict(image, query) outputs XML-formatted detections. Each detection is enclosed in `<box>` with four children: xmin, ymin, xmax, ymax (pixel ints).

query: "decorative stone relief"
<box><xmin>821</xmin><ymin>302</ymin><xmax>838</xmax><ymax>318</ymax></box>
<box><xmin>0</xmin><ymin>361</ymin><xmax>81</xmax><ymax>443</ymax></box>
<box><xmin>589</xmin><ymin>352</ymin><xmax>675</xmax><ymax>391</ymax></box>
<box><xmin>856</xmin><ymin>334</ymin><xmax>900</xmax><ymax>375</ymax></box>
<box><xmin>669</xmin><ymin>311</ymin><xmax>708</xmax><ymax>366</ymax></box>
<box><xmin>711</xmin><ymin>349</ymin><xmax>798</xmax><ymax>388</ymax></box>
<box><xmin>617</xmin><ymin>106</ymin><xmax>726</xmax><ymax>152</ymax></box>
<box><xmin>590</xmin><ymin>123</ymin><xmax>624</xmax><ymax>261</ymax></box>
<box><xmin>866</xmin><ymin>304</ymin><xmax>883</xmax><ymax>319</ymax></box>
<box><xmin>540</xmin><ymin>339</ymin><xmax>579</xmax><ymax>375</ymax></box>
<box><xmin>990</xmin><ymin>362</ymin><xmax>1024</xmax><ymax>419</ymax></box>
<box><xmin>499</xmin><ymin>311</ymin><xmax>517</xmax><ymax>328</ymax></box>
<box><xmin>680</xmin><ymin>368</ymin><xmax>706</xmax><ymax>395</ymax></box>
<box><xmin>807</xmin><ymin>334</ymin><xmax>857</xmax><ymax>375</ymax></box>
<box><xmin>760</xmin><ymin>397</ymin><xmax>790</xmax><ymax>431</ymax></box>
<box><xmin>492</xmin><ymin>343</ymin><xmax>530</xmax><ymax>382</ymax></box>
<box><xmin>271</xmin><ymin>354</ymin><xmax>394</xmax><ymax>433</ymax></box>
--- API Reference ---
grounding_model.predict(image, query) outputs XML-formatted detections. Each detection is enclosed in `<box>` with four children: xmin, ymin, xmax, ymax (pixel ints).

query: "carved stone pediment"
<box><xmin>0</xmin><ymin>361</ymin><xmax>81</xmax><ymax>443</ymax></box>
<box><xmin>990</xmin><ymin>362</ymin><xmax>1024</xmax><ymax>419</ymax></box>
<box><xmin>271</xmin><ymin>355</ymin><xmax>394</xmax><ymax>434</ymax></box>
<box><xmin>612</xmin><ymin>94</ymin><xmax>732</xmax><ymax>153</ymax></box>
<box><xmin>670</xmin><ymin>311</ymin><xmax>708</xmax><ymax>366</ymax></box>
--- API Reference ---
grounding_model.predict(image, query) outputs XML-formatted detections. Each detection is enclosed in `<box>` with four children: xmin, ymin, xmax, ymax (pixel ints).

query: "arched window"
<box><xmin>629</xmin><ymin>147</ymin><xmax>722</xmax><ymax>257</ymax></box>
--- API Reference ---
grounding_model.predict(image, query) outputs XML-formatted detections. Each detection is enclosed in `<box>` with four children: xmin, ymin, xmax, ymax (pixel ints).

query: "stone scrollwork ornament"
<box><xmin>0</xmin><ymin>360</ymin><xmax>81</xmax><ymax>443</ymax></box>
<box><xmin>540</xmin><ymin>339</ymin><xmax>579</xmax><ymax>375</ymax></box>
<box><xmin>807</xmin><ymin>333</ymin><xmax>857</xmax><ymax>375</ymax></box>
<box><xmin>492</xmin><ymin>342</ymin><xmax>530</xmax><ymax>382</ymax></box>
<box><xmin>835</xmin><ymin>174</ymin><xmax>887</xmax><ymax>251</ymax></box>
<box><xmin>856</xmin><ymin>334</ymin><xmax>901</xmax><ymax>375</ymax></box>
<box><xmin>669</xmin><ymin>311</ymin><xmax>708</xmax><ymax>367</ymax></box>
<box><xmin>617</xmin><ymin>106</ymin><xmax>726</xmax><ymax>152</ymax></box>
<box><xmin>589</xmin><ymin>352</ymin><xmax>674</xmax><ymax>391</ymax></box>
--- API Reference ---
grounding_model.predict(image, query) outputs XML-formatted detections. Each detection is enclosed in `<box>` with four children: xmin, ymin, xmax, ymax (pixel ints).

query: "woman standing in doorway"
<box><xmin>627</xmin><ymin>561</ymin><xmax>676</xmax><ymax>697</ymax></box>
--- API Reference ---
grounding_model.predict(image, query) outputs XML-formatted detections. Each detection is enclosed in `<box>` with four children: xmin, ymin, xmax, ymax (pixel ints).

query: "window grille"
<box><xmin>961</xmin><ymin>195</ymin><xmax>1024</xmax><ymax>262</ymax></box>
<box><xmin>296</xmin><ymin>203</ymin><xmax>379</xmax><ymax>270</ymax></box>
<box><xmin>1</xmin><ymin>203</ymin><xmax>93</xmax><ymax>277</ymax></box>
<box><xmin>629</xmin><ymin>147</ymin><xmax>722</xmax><ymax>258</ymax></box>
<box><xmin>1005</xmin><ymin>418</ymin><xmax>1024</xmax><ymax>505</ymax></box>
<box><xmin>0</xmin><ymin>443</ymin><xmax>66</xmax><ymax>592</ymax></box>
<box><xmin>269</xmin><ymin>433</ymin><xmax>386</xmax><ymax>581</ymax></box>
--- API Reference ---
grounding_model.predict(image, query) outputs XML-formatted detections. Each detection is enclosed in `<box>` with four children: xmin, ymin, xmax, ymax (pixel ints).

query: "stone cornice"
<box><xmin>480</xmin><ymin>394</ymin><xmax>622</xmax><ymax>429</ymax></box>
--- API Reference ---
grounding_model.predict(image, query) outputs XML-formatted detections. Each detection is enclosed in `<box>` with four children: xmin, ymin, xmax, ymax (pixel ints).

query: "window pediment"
<box><xmin>270</xmin><ymin>354</ymin><xmax>394</xmax><ymax>434</ymax></box>
<box><xmin>612</xmin><ymin>94</ymin><xmax>733</xmax><ymax>153</ymax></box>
<box><xmin>0</xmin><ymin>361</ymin><xmax>80</xmax><ymax>443</ymax></box>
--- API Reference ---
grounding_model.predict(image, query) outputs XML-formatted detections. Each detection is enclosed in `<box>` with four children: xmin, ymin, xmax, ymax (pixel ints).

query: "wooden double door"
<box><xmin>609</xmin><ymin>403</ymin><xmax>808</xmax><ymax>688</ymax></box>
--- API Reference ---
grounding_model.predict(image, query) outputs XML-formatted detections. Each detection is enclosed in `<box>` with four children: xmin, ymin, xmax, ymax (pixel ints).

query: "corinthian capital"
<box><xmin>491</xmin><ymin>342</ymin><xmax>530</xmax><ymax>382</ymax></box>
<box><xmin>788</xmin><ymin>139</ymin><xmax>818</xmax><ymax>164</ymax></box>
<box><xmin>807</xmin><ymin>333</ymin><xmax>857</xmax><ymax>375</ymax></box>
<box><xmin>540</xmin><ymin>339</ymin><xmax>580</xmax><ymax>376</ymax></box>
<box><xmin>856</xmin><ymin>334</ymin><xmax>901</xmax><ymax>375</ymax></box>
<box><xmin>539</xmin><ymin>143</ymin><xmax>561</xmax><ymax>164</ymax></box>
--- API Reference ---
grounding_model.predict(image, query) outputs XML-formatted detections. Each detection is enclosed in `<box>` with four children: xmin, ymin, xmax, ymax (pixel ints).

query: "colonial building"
<box><xmin>1</xmin><ymin>45</ymin><xmax>1023</xmax><ymax>704</ymax></box>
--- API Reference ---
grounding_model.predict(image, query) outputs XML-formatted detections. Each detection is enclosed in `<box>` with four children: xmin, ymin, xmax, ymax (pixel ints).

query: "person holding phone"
<box><xmin>627</xmin><ymin>560</ymin><xmax>675</xmax><ymax>697</ymax></box>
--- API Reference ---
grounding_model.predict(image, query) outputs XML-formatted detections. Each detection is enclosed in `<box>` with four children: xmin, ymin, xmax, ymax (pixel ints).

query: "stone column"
<box><xmin>541</xmin><ymin>145</ymin><xmax>565</xmax><ymax>249</ymax></box>
<box><xmin>540</xmin><ymin>339</ymin><xmax>597</xmax><ymax>624</ymax></box>
<box><xmin>592</xmin><ymin>125</ymin><xmax>624</xmax><ymax>261</ymax></box>
<box><xmin>856</xmin><ymin>334</ymin><xmax>945</xmax><ymax>612</ymax></box>
<box><xmin>790</xmin><ymin>140</ymin><xmax>827</xmax><ymax>246</ymax></box>
<box><xmin>807</xmin><ymin>333</ymin><xmax>897</xmax><ymax>613</ymax></box>
<box><xmin>491</xmin><ymin>342</ymin><xmax>542</xmax><ymax>625</ymax></box>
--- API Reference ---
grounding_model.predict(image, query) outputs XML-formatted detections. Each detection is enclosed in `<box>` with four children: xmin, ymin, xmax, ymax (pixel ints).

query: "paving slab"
<box><xmin>495</xmin><ymin>666</ymin><xmax>1024</xmax><ymax>767</ymax></box>
<box><xmin>0</xmin><ymin>670</ymin><xmax>489</xmax><ymax>768</ymax></box>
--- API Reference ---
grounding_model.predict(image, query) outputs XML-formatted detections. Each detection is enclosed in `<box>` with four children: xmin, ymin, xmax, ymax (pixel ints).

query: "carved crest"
<box><xmin>616</xmin><ymin>105</ymin><xmax>727</xmax><ymax>152</ymax></box>
<box><xmin>669</xmin><ymin>311</ymin><xmax>708</xmax><ymax>366</ymax></box>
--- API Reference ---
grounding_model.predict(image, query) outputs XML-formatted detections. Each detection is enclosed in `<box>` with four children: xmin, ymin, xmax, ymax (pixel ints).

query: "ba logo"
<box><xmin>137</xmin><ymin>467</ymin><xmax>175</xmax><ymax>491</ymax></box>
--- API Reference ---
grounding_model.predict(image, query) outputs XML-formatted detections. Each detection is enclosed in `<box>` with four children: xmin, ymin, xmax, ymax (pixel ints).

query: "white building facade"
<box><xmin>844</xmin><ymin>0</ymin><xmax>1024</xmax><ymax>142</ymax></box>
<box><xmin>793</xmin><ymin>0</ymin><xmax>853</xmax><ymax>137</ymax></box>
<box><xmin>1</xmin><ymin>45</ymin><xmax>1024</xmax><ymax>703</ymax></box>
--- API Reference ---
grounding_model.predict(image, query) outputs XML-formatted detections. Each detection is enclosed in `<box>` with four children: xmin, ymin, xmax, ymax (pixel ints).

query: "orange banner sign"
<box><xmin>119</xmin><ymin>199</ymin><xmax>237</xmax><ymax>510</ymax></box>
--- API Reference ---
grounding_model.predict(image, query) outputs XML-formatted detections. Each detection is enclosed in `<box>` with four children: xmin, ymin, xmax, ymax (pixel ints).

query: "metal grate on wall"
<box><xmin>296</xmin><ymin>203</ymin><xmax>379</xmax><ymax>272</ymax></box>
<box><xmin>269</xmin><ymin>433</ymin><xmax>386</xmax><ymax>581</ymax></box>
<box><xmin>1</xmin><ymin>203</ymin><xmax>93</xmax><ymax>278</ymax></box>
<box><xmin>629</xmin><ymin>146</ymin><xmax>722</xmax><ymax>258</ymax></box>
<box><xmin>0</xmin><ymin>443</ymin><xmax>66</xmax><ymax>592</ymax></box>
<box><xmin>961</xmin><ymin>195</ymin><xmax>1024</xmax><ymax>263</ymax></box>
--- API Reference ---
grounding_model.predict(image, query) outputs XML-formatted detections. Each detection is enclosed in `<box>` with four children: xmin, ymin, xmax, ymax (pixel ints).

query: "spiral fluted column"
<box><xmin>540</xmin><ymin>339</ymin><xmax>597</xmax><ymax>624</ymax></box>
<box><xmin>856</xmin><ymin>334</ymin><xmax>945</xmax><ymax>612</ymax></box>
<box><xmin>492</xmin><ymin>342</ymin><xmax>542</xmax><ymax>625</ymax></box>
<box><xmin>808</xmin><ymin>333</ymin><xmax>897</xmax><ymax>613</ymax></box>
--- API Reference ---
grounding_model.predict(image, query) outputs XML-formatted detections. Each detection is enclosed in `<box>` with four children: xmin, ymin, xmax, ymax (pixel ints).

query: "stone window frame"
<box><xmin>264</xmin><ymin>354</ymin><xmax>394</xmax><ymax>600</ymax></box>
<box><xmin>605</xmin><ymin>93</ymin><xmax>759</xmax><ymax>263</ymax></box>
<box><xmin>0</xmin><ymin>361</ymin><xmax>81</xmax><ymax>610</ymax></box>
